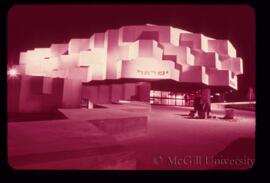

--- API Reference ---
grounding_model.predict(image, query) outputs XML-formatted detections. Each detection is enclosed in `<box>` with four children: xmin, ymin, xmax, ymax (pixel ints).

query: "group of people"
<box><xmin>189</xmin><ymin>94</ymin><xmax>211</xmax><ymax>119</ymax></box>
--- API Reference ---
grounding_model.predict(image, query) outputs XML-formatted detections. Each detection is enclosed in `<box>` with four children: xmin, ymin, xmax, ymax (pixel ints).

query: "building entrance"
<box><xmin>150</xmin><ymin>90</ymin><xmax>196</xmax><ymax>106</ymax></box>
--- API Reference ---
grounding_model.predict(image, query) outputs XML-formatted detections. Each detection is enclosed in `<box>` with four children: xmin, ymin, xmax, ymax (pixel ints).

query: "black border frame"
<box><xmin>0</xmin><ymin>0</ymin><xmax>265</xmax><ymax>181</ymax></box>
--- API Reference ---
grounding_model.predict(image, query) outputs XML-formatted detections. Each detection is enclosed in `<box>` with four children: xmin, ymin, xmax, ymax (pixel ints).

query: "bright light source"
<box><xmin>7</xmin><ymin>68</ymin><xmax>18</xmax><ymax>77</ymax></box>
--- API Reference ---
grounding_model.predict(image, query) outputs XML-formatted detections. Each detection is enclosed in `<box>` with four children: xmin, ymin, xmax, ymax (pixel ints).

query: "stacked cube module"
<box><xmin>9</xmin><ymin>24</ymin><xmax>243</xmax><ymax>112</ymax></box>
<box><xmin>17</xmin><ymin>24</ymin><xmax>243</xmax><ymax>88</ymax></box>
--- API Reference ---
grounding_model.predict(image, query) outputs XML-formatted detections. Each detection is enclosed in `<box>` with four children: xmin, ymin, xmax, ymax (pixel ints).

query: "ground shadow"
<box><xmin>8</xmin><ymin>110</ymin><xmax>68</xmax><ymax>122</ymax></box>
<box><xmin>210</xmin><ymin>137</ymin><xmax>255</xmax><ymax>170</ymax></box>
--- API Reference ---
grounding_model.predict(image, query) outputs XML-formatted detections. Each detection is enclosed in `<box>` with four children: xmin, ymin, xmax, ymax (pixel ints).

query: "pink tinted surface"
<box><xmin>15</xmin><ymin>24</ymin><xmax>243</xmax><ymax>88</ymax></box>
<box><xmin>8</xmin><ymin>106</ymin><xmax>255</xmax><ymax>170</ymax></box>
<box><xmin>7</xmin><ymin>5</ymin><xmax>255</xmax><ymax>170</ymax></box>
<box><xmin>8</xmin><ymin>5</ymin><xmax>255</xmax><ymax>99</ymax></box>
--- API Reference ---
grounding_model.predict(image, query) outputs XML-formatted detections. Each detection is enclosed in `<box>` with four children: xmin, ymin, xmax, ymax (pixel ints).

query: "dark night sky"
<box><xmin>8</xmin><ymin>4</ymin><xmax>255</xmax><ymax>99</ymax></box>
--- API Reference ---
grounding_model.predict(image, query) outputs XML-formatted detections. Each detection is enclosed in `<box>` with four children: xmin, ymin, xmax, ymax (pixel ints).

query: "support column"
<box><xmin>138</xmin><ymin>82</ymin><xmax>151</xmax><ymax>102</ymax></box>
<box><xmin>201</xmin><ymin>88</ymin><xmax>211</xmax><ymax>104</ymax></box>
<box><xmin>201</xmin><ymin>88</ymin><xmax>211</xmax><ymax>118</ymax></box>
<box><xmin>219</xmin><ymin>92</ymin><xmax>225</xmax><ymax>102</ymax></box>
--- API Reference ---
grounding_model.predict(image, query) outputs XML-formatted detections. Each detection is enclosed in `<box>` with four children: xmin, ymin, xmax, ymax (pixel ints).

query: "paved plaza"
<box><xmin>8</xmin><ymin>105</ymin><xmax>255</xmax><ymax>170</ymax></box>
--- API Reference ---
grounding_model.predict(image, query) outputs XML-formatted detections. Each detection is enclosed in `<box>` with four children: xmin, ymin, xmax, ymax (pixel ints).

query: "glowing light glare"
<box><xmin>8</xmin><ymin>68</ymin><xmax>18</xmax><ymax>77</ymax></box>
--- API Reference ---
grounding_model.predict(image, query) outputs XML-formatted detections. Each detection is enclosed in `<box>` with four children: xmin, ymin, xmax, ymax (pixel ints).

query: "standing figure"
<box><xmin>193</xmin><ymin>96</ymin><xmax>201</xmax><ymax>118</ymax></box>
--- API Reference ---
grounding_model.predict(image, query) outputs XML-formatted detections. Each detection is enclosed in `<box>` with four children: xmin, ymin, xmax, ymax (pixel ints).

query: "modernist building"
<box><xmin>8</xmin><ymin>24</ymin><xmax>243</xmax><ymax>113</ymax></box>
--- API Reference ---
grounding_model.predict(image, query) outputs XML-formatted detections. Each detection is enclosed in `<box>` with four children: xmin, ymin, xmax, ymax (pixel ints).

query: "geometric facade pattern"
<box><xmin>16</xmin><ymin>24</ymin><xmax>243</xmax><ymax>89</ymax></box>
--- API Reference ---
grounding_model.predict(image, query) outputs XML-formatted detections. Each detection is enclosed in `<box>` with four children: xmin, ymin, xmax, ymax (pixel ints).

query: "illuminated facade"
<box><xmin>8</xmin><ymin>24</ymin><xmax>243</xmax><ymax>112</ymax></box>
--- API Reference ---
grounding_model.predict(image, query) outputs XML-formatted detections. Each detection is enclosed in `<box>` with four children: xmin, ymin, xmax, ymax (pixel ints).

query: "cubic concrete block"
<box><xmin>98</xmin><ymin>85</ymin><xmax>111</xmax><ymax>104</ymax></box>
<box><xmin>120</xmin><ymin>25</ymin><xmax>146</xmax><ymax>43</ymax></box>
<box><xmin>42</xmin><ymin>77</ymin><xmax>53</xmax><ymax>94</ymax></box>
<box><xmin>59</xmin><ymin>54</ymin><xmax>79</xmax><ymax>69</ymax></box>
<box><xmin>51</xmin><ymin>78</ymin><xmax>65</xmax><ymax>107</ymax></box>
<box><xmin>17</xmin><ymin>76</ymin><xmax>48</xmax><ymax>113</ymax></box>
<box><xmin>68</xmin><ymin>39</ymin><xmax>89</xmax><ymax>54</ymax></box>
<box><xmin>137</xmin><ymin>31</ymin><xmax>159</xmax><ymax>41</ymax></box>
<box><xmin>106</xmin><ymin>29</ymin><xmax>121</xmax><ymax>79</ymax></box>
<box><xmin>231</xmin><ymin>58</ymin><xmax>243</xmax><ymax>74</ymax></box>
<box><xmin>123</xmin><ymin>83</ymin><xmax>137</xmax><ymax>100</ymax></box>
<box><xmin>19</xmin><ymin>52</ymin><xmax>28</xmax><ymax>65</ymax></box>
<box><xmin>88</xmin><ymin>86</ymin><xmax>99</xmax><ymax>103</ymax></box>
<box><xmin>8</xmin><ymin>76</ymin><xmax>22</xmax><ymax>113</ymax></box>
<box><xmin>181</xmin><ymin>65</ymin><xmax>206</xmax><ymax>83</ymax></box>
<box><xmin>138</xmin><ymin>40</ymin><xmax>154</xmax><ymax>57</ymax></box>
<box><xmin>208</xmin><ymin>69</ymin><xmax>230</xmax><ymax>86</ymax></box>
<box><xmin>78</xmin><ymin>49</ymin><xmax>106</xmax><ymax>66</ymax></box>
<box><xmin>62</xmin><ymin>79</ymin><xmax>82</xmax><ymax>108</ymax></box>
<box><xmin>111</xmin><ymin>84</ymin><xmax>123</xmax><ymax>103</ymax></box>
<box><xmin>81</xmin><ymin>85</ymin><xmax>99</xmax><ymax>104</ymax></box>
<box><xmin>208</xmin><ymin>40</ymin><xmax>236</xmax><ymax>57</ymax></box>
<box><xmin>194</xmin><ymin>52</ymin><xmax>222</xmax><ymax>69</ymax></box>
<box><xmin>67</xmin><ymin>67</ymin><xmax>92</xmax><ymax>82</ymax></box>
<box><xmin>94</xmin><ymin>33</ymin><xmax>106</xmax><ymax>48</ymax></box>
<box><xmin>78</xmin><ymin>50</ymin><xmax>106</xmax><ymax>80</ymax></box>
<box><xmin>50</xmin><ymin>44</ymin><xmax>68</xmax><ymax>57</ymax></box>
<box><xmin>14</xmin><ymin>24</ymin><xmax>244</xmax><ymax>97</ymax></box>
<box><xmin>221</xmin><ymin>57</ymin><xmax>243</xmax><ymax>75</ymax></box>
<box><xmin>138</xmin><ymin>82</ymin><xmax>151</xmax><ymax>102</ymax></box>
<box><xmin>34</xmin><ymin>48</ymin><xmax>51</xmax><ymax>58</ymax></box>
<box><xmin>137</xmin><ymin>40</ymin><xmax>163</xmax><ymax>59</ymax></box>
<box><xmin>228</xmin><ymin>71</ymin><xmax>238</xmax><ymax>90</ymax></box>
<box><xmin>30</xmin><ymin>76</ymin><xmax>44</xmax><ymax>94</ymax></box>
<box><xmin>180</xmin><ymin>33</ymin><xmax>202</xmax><ymax>50</ymax></box>
<box><xmin>15</xmin><ymin>65</ymin><xmax>26</xmax><ymax>75</ymax></box>
<box><xmin>119</xmin><ymin>42</ymin><xmax>139</xmax><ymax>60</ymax></box>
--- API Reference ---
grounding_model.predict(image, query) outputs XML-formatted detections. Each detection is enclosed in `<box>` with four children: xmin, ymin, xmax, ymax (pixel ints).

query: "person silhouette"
<box><xmin>193</xmin><ymin>96</ymin><xmax>201</xmax><ymax>118</ymax></box>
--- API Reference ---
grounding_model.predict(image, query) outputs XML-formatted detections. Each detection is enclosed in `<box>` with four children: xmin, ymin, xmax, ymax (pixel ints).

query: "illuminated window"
<box><xmin>150</xmin><ymin>90</ymin><xmax>194</xmax><ymax>106</ymax></box>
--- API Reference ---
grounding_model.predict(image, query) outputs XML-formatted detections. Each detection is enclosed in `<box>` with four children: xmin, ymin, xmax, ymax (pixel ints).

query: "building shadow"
<box><xmin>8</xmin><ymin>110</ymin><xmax>68</xmax><ymax>122</ymax></box>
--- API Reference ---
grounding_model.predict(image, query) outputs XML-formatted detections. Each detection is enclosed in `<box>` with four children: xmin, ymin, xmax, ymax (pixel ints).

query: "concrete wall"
<box><xmin>7</xmin><ymin>75</ymin><xmax>82</xmax><ymax>113</ymax></box>
<box><xmin>98</xmin><ymin>85</ymin><xmax>111</xmax><ymax>104</ymax></box>
<box><xmin>16</xmin><ymin>25</ymin><xmax>243</xmax><ymax>90</ymax></box>
<box><xmin>8</xmin><ymin>76</ymin><xmax>22</xmax><ymax>113</ymax></box>
<box><xmin>123</xmin><ymin>83</ymin><xmax>137</xmax><ymax>100</ymax></box>
<box><xmin>82</xmin><ymin>82</ymin><xmax>151</xmax><ymax>105</ymax></box>
<box><xmin>62</xmin><ymin>79</ymin><xmax>82</xmax><ymax>108</ymax></box>
<box><xmin>8</xmin><ymin>75</ymin><xmax>151</xmax><ymax>113</ymax></box>
<box><xmin>18</xmin><ymin>76</ymin><xmax>53</xmax><ymax>113</ymax></box>
<box><xmin>111</xmin><ymin>84</ymin><xmax>123</xmax><ymax>103</ymax></box>
<box><xmin>138</xmin><ymin>82</ymin><xmax>151</xmax><ymax>102</ymax></box>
